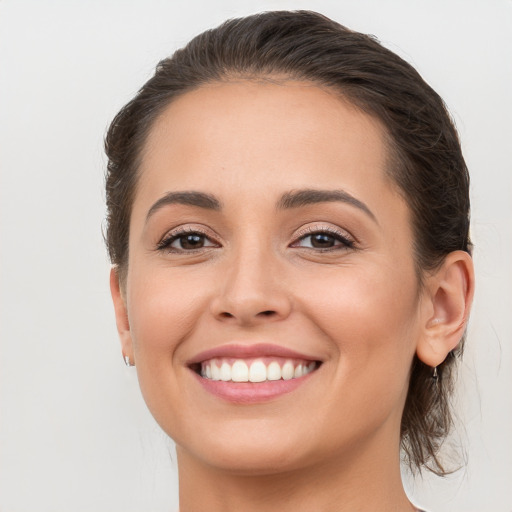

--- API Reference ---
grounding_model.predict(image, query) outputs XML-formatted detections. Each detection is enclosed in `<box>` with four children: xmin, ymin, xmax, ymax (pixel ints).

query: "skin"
<box><xmin>111</xmin><ymin>80</ymin><xmax>474</xmax><ymax>511</ymax></box>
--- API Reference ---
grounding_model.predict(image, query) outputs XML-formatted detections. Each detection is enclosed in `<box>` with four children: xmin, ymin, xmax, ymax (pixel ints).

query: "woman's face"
<box><xmin>117</xmin><ymin>81</ymin><xmax>429</xmax><ymax>473</ymax></box>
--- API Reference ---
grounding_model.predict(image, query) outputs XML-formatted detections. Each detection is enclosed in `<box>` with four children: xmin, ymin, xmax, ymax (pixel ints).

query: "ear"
<box><xmin>110</xmin><ymin>267</ymin><xmax>134</xmax><ymax>364</ymax></box>
<box><xmin>416</xmin><ymin>250</ymin><xmax>475</xmax><ymax>367</ymax></box>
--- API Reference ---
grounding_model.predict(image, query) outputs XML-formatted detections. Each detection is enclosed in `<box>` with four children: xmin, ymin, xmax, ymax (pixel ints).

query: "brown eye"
<box><xmin>309</xmin><ymin>233</ymin><xmax>337</xmax><ymax>248</ymax></box>
<box><xmin>158</xmin><ymin>230</ymin><xmax>218</xmax><ymax>252</ymax></box>
<box><xmin>175</xmin><ymin>234</ymin><xmax>207</xmax><ymax>250</ymax></box>
<box><xmin>293</xmin><ymin>229</ymin><xmax>354</xmax><ymax>250</ymax></box>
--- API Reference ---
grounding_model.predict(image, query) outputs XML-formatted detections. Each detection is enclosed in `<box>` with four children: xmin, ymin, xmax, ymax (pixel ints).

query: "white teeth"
<box><xmin>220</xmin><ymin>362</ymin><xmax>231</xmax><ymax>381</ymax></box>
<box><xmin>281</xmin><ymin>361</ymin><xmax>295</xmax><ymax>380</ymax></box>
<box><xmin>267</xmin><ymin>361</ymin><xmax>282</xmax><ymax>381</ymax></box>
<box><xmin>211</xmin><ymin>361</ymin><xmax>220</xmax><ymax>381</ymax></box>
<box><xmin>249</xmin><ymin>361</ymin><xmax>267</xmax><ymax>382</ymax></box>
<box><xmin>200</xmin><ymin>358</ymin><xmax>318</xmax><ymax>382</ymax></box>
<box><xmin>231</xmin><ymin>360</ymin><xmax>249</xmax><ymax>382</ymax></box>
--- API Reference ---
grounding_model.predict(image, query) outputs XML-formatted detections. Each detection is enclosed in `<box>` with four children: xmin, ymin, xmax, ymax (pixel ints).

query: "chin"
<box><xmin>188</xmin><ymin>445</ymin><xmax>309</xmax><ymax>476</ymax></box>
<box><xmin>174</xmin><ymin>420</ymin><xmax>318</xmax><ymax>475</ymax></box>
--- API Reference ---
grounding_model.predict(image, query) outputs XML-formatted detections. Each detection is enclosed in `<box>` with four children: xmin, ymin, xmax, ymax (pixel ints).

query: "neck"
<box><xmin>177</xmin><ymin>431</ymin><xmax>416</xmax><ymax>512</ymax></box>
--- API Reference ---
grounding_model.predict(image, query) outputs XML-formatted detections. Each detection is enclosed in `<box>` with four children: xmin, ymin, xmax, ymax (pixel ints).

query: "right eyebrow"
<box><xmin>145</xmin><ymin>191</ymin><xmax>222</xmax><ymax>223</ymax></box>
<box><xmin>276</xmin><ymin>188</ymin><xmax>377</xmax><ymax>223</ymax></box>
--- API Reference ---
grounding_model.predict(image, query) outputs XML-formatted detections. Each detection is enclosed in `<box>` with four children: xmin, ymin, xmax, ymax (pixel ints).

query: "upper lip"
<box><xmin>187</xmin><ymin>343</ymin><xmax>321</xmax><ymax>365</ymax></box>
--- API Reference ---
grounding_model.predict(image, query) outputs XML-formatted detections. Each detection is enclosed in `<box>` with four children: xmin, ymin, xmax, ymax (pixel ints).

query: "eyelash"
<box><xmin>157</xmin><ymin>227</ymin><xmax>218</xmax><ymax>253</ymax></box>
<box><xmin>290</xmin><ymin>226</ymin><xmax>355</xmax><ymax>251</ymax></box>
<box><xmin>156</xmin><ymin>226</ymin><xmax>356</xmax><ymax>253</ymax></box>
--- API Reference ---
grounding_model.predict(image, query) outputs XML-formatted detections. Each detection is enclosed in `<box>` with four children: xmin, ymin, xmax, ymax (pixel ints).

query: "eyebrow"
<box><xmin>277</xmin><ymin>189</ymin><xmax>377</xmax><ymax>222</ymax></box>
<box><xmin>146</xmin><ymin>191</ymin><xmax>221</xmax><ymax>221</ymax></box>
<box><xmin>146</xmin><ymin>188</ymin><xmax>376</xmax><ymax>223</ymax></box>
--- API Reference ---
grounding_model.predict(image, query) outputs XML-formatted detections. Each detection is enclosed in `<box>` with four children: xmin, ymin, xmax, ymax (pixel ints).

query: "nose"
<box><xmin>209</xmin><ymin>244</ymin><xmax>292</xmax><ymax>326</ymax></box>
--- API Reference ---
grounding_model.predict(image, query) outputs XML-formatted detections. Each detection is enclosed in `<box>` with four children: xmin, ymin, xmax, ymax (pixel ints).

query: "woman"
<box><xmin>105</xmin><ymin>11</ymin><xmax>474</xmax><ymax>511</ymax></box>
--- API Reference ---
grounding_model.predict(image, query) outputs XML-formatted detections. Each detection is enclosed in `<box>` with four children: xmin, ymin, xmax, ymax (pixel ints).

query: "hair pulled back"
<box><xmin>105</xmin><ymin>10</ymin><xmax>471</xmax><ymax>475</ymax></box>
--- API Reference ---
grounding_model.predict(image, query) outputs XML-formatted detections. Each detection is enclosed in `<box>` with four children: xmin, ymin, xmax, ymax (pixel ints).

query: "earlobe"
<box><xmin>110</xmin><ymin>267</ymin><xmax>134</xmax><ymax>363</ymax></box>
<box><xmin>416</xmin><ymin>251</ymin><xmax>475</xmax><ymax>367</ymax></box>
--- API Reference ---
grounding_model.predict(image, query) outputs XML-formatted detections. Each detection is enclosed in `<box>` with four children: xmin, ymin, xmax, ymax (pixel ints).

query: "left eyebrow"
<box><xmin>276</xmin><ymin>188</ymin><xmax>377</xmax><ymax>223</ymax></box>
<box><xmin>146</xmin><ymin>191</ymin><xmax>222</xmax><ymax>223</ymax></box>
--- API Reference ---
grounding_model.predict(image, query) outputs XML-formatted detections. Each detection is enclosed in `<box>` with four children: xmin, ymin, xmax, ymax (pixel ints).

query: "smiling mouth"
<box><xmin>191</xmin><ymin>357</ymin><xmax>320</xmax><ymax>383</ymax></box>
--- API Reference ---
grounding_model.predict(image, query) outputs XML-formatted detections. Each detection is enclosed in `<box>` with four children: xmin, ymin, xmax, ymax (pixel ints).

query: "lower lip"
<box><xmin>192</xmin><ymin>370</ymin><xmax>317</xmax><ymax>404</ymax></box>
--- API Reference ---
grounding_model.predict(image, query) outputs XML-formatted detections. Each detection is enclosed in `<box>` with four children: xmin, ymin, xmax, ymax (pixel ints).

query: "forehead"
<box><xmin>140</xmin><ymin>81</ymin><xmax>390</xmax><ymax>185</ymax></box>
<box><xmin>134</xmin><ymin>80</ymin><xmax>404</xmax><ymax>226</ymax></box>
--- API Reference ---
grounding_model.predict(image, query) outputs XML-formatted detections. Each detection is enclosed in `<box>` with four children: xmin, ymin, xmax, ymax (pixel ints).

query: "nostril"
<box><xmin>215</xmin><ymin>309</ymin><xmax>280</xmax><ymax>321</ymax></box>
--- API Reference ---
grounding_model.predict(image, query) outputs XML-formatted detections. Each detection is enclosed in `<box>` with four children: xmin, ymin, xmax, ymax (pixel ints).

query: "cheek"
<box><xmin>126</xmin><ymin>265</ymin><xmax>206</xmax><ymax>360</ymax></box>
<box><xmin>300</xmin><ymin>266</ymin><xmax>420</xmax><ymax>437</ymax></box>
<box><xmin>301</xmin><ymin>263</ymin><xmax>420</xmax><ymax>372</ymax></box>
<box><xmin>124</xmin><ymin>266</ymin><xmax>209</xmax><ymax>432</ymax></box>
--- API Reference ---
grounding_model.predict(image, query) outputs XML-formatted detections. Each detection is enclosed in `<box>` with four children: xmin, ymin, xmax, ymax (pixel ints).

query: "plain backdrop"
<box><xmin>0</xmin><ymin>1</ymin><xmax>511</xmax><ymax>511</ymax></box>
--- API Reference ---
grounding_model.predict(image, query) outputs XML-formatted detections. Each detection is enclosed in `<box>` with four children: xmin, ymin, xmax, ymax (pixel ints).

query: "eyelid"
<box><xmin>290</xmin><ymin>224</ymin><xmax>356</xmax><ymax>249</ymax></box>
<box><xmin>156</xmin><ymin>224</ymin><xmax>220</xmax><ymax>251</ymax></box>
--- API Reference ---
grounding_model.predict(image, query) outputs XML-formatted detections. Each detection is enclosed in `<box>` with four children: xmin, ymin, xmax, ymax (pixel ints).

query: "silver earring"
<box><xmin>124</xmin><ymin>355</ymin><xmax>132</xmax><ymax>367</ymax></box>
<box><xmin>432</xmin><ymin>366</ymin><xmax>439</xmax><ymax>386</ymax></box>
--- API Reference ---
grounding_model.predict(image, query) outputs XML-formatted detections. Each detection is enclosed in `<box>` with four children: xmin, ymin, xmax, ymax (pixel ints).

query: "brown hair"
<box><xmin>105</xmin><ymin>10</ymin><xmax>471</xmax><ymax>474</ymax></box>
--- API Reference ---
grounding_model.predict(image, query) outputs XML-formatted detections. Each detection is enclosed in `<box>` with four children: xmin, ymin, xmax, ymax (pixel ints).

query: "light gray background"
<box><xmin>1</xmin><ymin>1</ymin><xmax>511</xmax><ymax>511</ymax></box>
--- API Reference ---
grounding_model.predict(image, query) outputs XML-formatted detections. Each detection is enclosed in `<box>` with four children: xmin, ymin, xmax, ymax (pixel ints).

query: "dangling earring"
<box><xmin>432</xmin><ymin>366</ymin><xmax>439</xmax><ymax>388</ymax></box>
<box><xmin>124</xmin><ymin>355</ymin><xmax>133</xmax><ymax>367</ymax></box>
